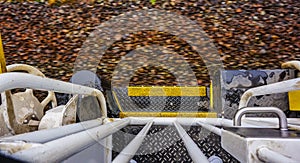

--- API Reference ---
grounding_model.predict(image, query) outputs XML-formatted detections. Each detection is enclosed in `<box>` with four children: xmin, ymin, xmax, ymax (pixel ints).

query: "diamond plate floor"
<box><xmin>112</xmin><ymin>125</ymin><xmax>239</xmax><ymax>163</ymax></box>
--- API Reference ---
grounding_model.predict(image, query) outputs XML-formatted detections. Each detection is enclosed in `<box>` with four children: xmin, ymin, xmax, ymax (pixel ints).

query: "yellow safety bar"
<box><xmin>128</xmin><ymin>86</ymin><xmax>207</xmax><ymax>97</ymax></box>
<box><xmin>114</xmin><ymin>85</ymin><xmax>215</xmax><ymax>118</ymax></box>
<box><xmin>210</xmin><ymin>80</ymin><xmax>213</xmax><ymax>109</ymax></box>
<box><xmin>0</xmin><ymin>34</ymin><xmax>7</xmax><ymax>73</ymax></box>
<box><xmin>289</xmin><ymin>91</ymin><xmax>300</xmax><ymax>111</ymax></box>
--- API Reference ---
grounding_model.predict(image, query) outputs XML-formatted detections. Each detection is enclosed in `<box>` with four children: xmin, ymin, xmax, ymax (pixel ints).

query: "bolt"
<box><xmin>31</xmin><ymin>114</ymin><xmax>36</xmax><ymax>119</ymax></box>
<box><xmin>23</xmin><ymin>119</ymin><xmax>28</xmax><ymax>124</ymax></box>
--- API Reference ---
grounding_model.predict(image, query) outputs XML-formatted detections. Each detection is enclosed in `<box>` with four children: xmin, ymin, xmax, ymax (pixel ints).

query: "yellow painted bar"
<box><xmin>0</xmin><ymin>34</ymin><xmax>7</xmax><ymax>73</ymax></box>
<box><xmin>210</xmin><ymin>81</ymin><xmax>213</xmax><ymax>109</ymax></box>
<box><xmin>112</xmin><ymin>91</ymin><xmax>124</xmax><ymax>112</ymax></box>
<box><xmin>289</xmin><ymin>91</ymin><xmax>300</xmax><ymax>111</ymax></box>
<box><xmin>128</xmin><ymin>86</ymin><xmax>206</xmax><ymax>96</ymax></box>
<box><xmin>119</xmin><ymin>111</ymin><xmax>217</xmax><ymax>118</ymax></box>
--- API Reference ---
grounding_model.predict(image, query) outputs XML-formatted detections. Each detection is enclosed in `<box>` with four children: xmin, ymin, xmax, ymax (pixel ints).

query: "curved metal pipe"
<box><xmin>173</xmin><ymin>121</ymin><xmax>209</xmax><ymax>163</ymax></box>
<box><xmin>112</xmin><ymin>121</ymin><xmax>153</xmax><ymax>163</ymax></box>
<box><xmin>234</xmin><ymin>107</ymin><xmax>288</xmax><ymax>131</ymax></box>
<box><xmin>257</xmin><ymin>147</ymin><xmax>298</xmax><ymax>163</ymax></box>
<box><xmin>0</xmin><ymin>72</ymin><xmax>107</xmax><ymax>117</ymax></box>
<box><xmin>282</xmin><ymin>60</ymin><xmax>300</xmax><ymax>72</ymax></box>
<box><xmin>238</xmin><ymin>78</ymin><xmax>300</xmax><ymax>109</ymax></box>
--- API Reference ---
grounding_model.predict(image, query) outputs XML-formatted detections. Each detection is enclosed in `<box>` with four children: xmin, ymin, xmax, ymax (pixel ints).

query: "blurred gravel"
<box><xmin>0</xmin><ymin>0</ymin><xmax>299</xmax><ymax>86</ymax></box>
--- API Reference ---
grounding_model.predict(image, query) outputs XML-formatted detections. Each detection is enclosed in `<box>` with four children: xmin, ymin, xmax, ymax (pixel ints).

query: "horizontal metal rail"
<box><xmin>234</xmin><ymin>107</ymin><xmax>288</xmax><ymax>131</ymax></box>
<box><xmin>120</xmin><ymin>112</ymin><xmax>217</xmax><ymax>118</ymax></box>
<box><xmin>128</xmin><ymin>117</ymin><xmax>300</xmax><ymax>130</ymax></box>
<box><xmin>243</xmin><ymin>118</ymin><xmax>300</xmax><ymax>130</ymax></box>
<box><xmin>128</xmin><ymin>117</ymin><xmax>233</xmax><ymax>127</ymax></box>
<box><xmin>197</xmin><ymin>121</ymin><xmax>222</xmax><ymax>136</ymax></box>
<box><xmin>3</xmin><ymin>116</ymin><xmax>300</xmax><ymax>162</ymax></box>
<box><xmin>239</xmin><ymin>78</ymin><xmax>300</xmax><ymax>109</ymax></box>
<box><xmin>112</xmin><ymin>121</ymin><xmax>153</xmax><ymax>163</ymax></box>
<box><xmin>0</xmin><ymin>72</ymin><xmax>107</xmax><ymax>117</ymax></box>
<box><xmin>257</xmin><ymin>147</ymin><xmax>298</xmax><ymax>163</ymax></box>
<box><xmin>0</xmin><ymin>119</ymin><xmax>103</xmax><ymax>143</ymax></box>
<box><xmin>11</xmin><ymin>118</ymin><xmax>130</xmax><ymax>162</ymax></box>
<box><xmin>173</xmin><ymin>121</ymin><xmax>209</xmax><ymax>163</ymax></box>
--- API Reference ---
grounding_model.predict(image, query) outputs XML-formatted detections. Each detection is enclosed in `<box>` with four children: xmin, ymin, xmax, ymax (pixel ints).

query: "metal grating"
<box><xmin>113</xmin><ymin>87</ymin><xmax>210</xmax><ymax>112</ymax></box>
<box><xmin>112</xmin><ymin>125</ymin><xmax>239</xmax><ymax>163</ymax></box>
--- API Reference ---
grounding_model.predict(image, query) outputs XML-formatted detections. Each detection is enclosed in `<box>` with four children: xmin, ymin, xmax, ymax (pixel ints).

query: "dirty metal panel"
<box><xmin>221</xmin><ymin>128</ymin><xmax>300</xmax><ymax>162</ymax></box>
<box><xmin>112</xmin><ymin>125</ymin><xmax>239</xmax><ymax>163</ymax></box>
<box><xmin>220</xmin><ymin>70</ymin><xmax>295</xmax><ymax>119</ymax></box>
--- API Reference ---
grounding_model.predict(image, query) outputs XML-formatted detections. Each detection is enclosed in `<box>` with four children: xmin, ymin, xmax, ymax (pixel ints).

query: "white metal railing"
<box><xmin>1</xmin><ymin>119</ymin><xmax>103</xmax><ymax>143</ymax></box>
<box><xmin>234</xmin><ymin>107</ymin><xmax>288</xmax><ymax>131</ymax></box>
<box><xmin>281</xmin><ymin>60</ymin><xmax>300</xmax><ymax>72</ymax></box>
<box><xmin>238</xmin><ymin>78</ymin><xmax>300</xmax><ymax>109</ymax></box>
<box><xmin>0</xmin><ymin>72</ymin><xmax>107</xmax><ymax>117</ymax></box>
<box><xmin>0</xmin><ymin>62</ymin><xmax>300</xmax><ymax>162</ymax></box>
<box><xmin>1</xmin><ymin>117</ymin><xmax>300</xmax><ymax>162</ymax></box>
<box><xmin>127</xmin><ymin>117</ymin><xmax>233</xmax><ymax>127</ymax></box>
<box><xmin>0</xmin><ymin>117</ymin><xmax>222</xmax><ymax>162</ymax></box>
<box><xmin>197</xmin><ymin>121</ymin><xmax>222</xmax><ymax>136</ymax></box>
<box><xmin>257</xmin><ymin>147</ymin><xmax>298</xmax><ymax>163</ymax></box>
<box><xmin>12</xmin><ymin>118</ymin><xmax>130</xmax><ymax>162</ymax></box>
<box><xmin>112</xmin><ymin>121</ymin><xmax>153</xmax><ymax>163</ymax></box>
<box><xmin>0</xmin><ymin>70</ymin><xmax>299</xmax><ymax>162</ymax></box>
<box><xmin>173</xmin><ymin>121</ymin><xmax>210</xmax><ymax>163</ymax></box>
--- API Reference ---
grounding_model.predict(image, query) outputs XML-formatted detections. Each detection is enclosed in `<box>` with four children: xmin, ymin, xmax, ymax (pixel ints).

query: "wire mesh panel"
<box><xmin>112</xmin><ymin>125</ymin><xmax>239</xmax><ymax>163</ymax></box>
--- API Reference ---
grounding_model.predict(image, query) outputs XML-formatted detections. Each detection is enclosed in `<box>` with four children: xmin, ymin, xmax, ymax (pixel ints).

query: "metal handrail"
<box><xmin>112</xmin><ymin>121</ymin><xmax>153</xmax><ymax>163</ymax></box>
<box><xmin>282</xmin><ymin>60</ymin><xmax>300</xmax><ymax>72</ymax></box>
<box><xmin>0</xmin><ymin>119</ymin><xmax>103</xmax><ymax>143</ymax></box>
<box><xmin>173</xmin><ymin>121</ymin><xmax>210</xmax><ymax>163</ymax></box>
<box><xmin>234</xmin><ymin>107</ymin><xmax>288</xmax><ymax>131</ymax></box>
<box><xmin>0</xmin><ymin>72</ymin><xmax>107</xmax><ymax>117</ymax></box>
<box><xmin>12</xmin><ymin>119</ymin><xmax>130</xmax><ymax>162</ymax></box>
<box><xmin>257</xmin><ymin>147</ymin><xmax>298</xmax><ymax>163</ymax></box>
<box><xmin>239</xmin><ymin>78</ymin><xmax>300</xmax><ymax>109</ymax></box>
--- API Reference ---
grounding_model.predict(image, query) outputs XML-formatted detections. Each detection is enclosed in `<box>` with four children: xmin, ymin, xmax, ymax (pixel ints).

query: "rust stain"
<box><xmin>295</xmin><ymin>81</ymin><xmax>300</xmax><ymax>88</ymax></box>
<box><xmin>240</xmin><ymin>91</ymin><xmax>253</xmax><ymax>108</ymax></box>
